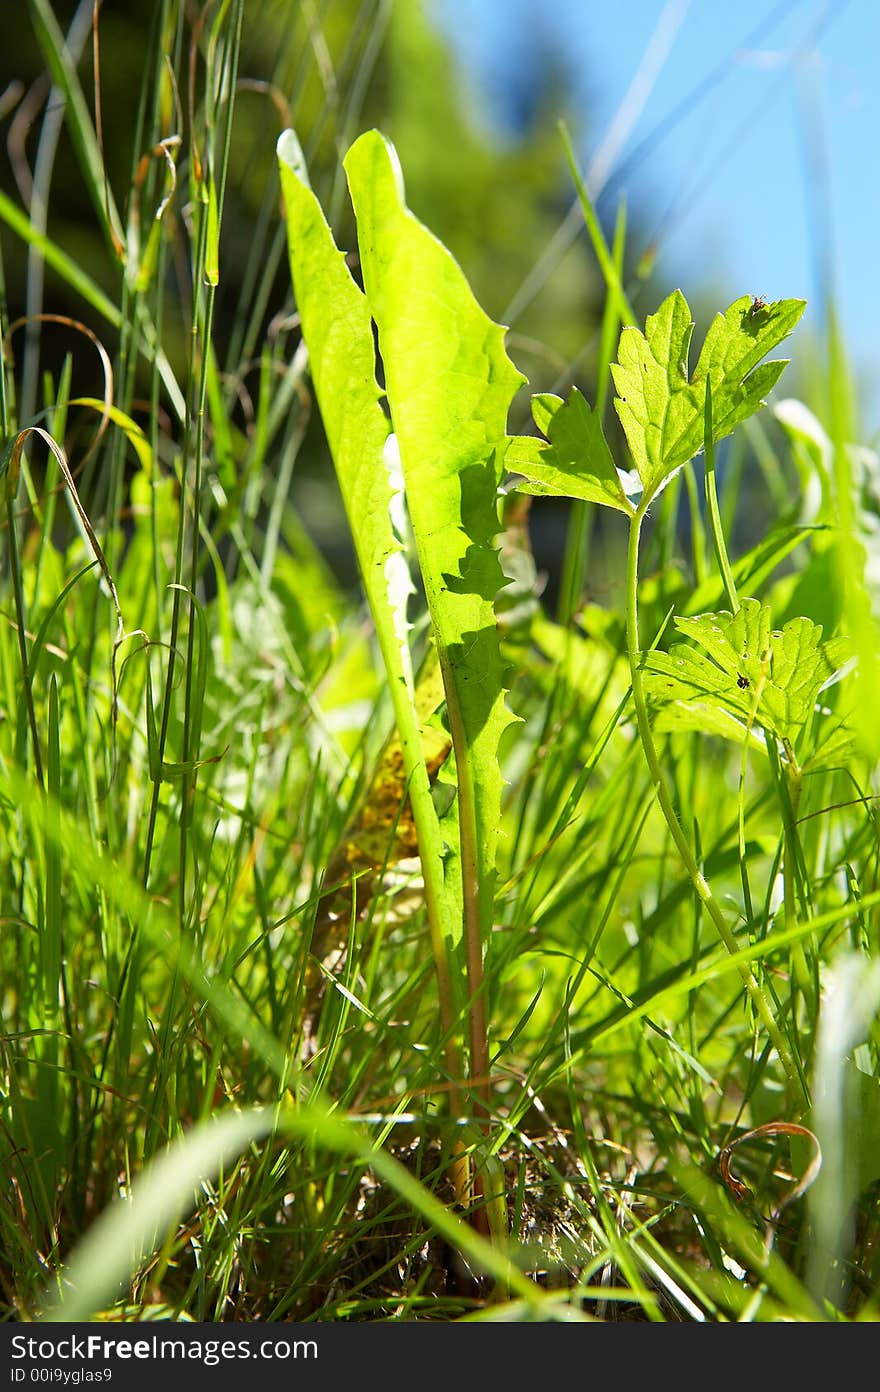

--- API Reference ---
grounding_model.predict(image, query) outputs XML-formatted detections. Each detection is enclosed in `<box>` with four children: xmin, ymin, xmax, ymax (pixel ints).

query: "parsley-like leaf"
<box><xmin>505</xmin><ymin>388</ymin><xmax>633</xmax><ymax>514</ymax></box>
<box><xmin>643</xmin><ymin>597</ymin><xmax>849</xmax><ymax>745</ymax></box>
<box><xmin>611</xmin><ymin>291</ymin><xmax>805</xmax><ymax>503</ymax></box>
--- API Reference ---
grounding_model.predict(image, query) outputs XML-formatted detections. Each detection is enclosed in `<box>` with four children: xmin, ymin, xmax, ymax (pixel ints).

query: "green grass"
<box><xmin>1</xmin><ymin>0</ymin><xmax>879</xmax><ymax>1324</ymax></box>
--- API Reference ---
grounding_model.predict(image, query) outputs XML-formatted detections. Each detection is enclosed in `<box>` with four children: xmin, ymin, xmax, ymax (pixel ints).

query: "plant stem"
<box><xmin>779</xmin><ymin>750</ymin><xmax>815</xmax><ymax>1016</ymax></box>
<box><xmin>430</xmin><ymin>636</ymin><xmax>506</xmax><ymax>1234</ymax></box>
<box><xmin>438</xmin><ymin>668</ymin><xmax>490</xmax><ymax>1120</ymax></box>
<box><xmin>557</xmin><ymin>200</ymin><xmax>628</xmax><ymax>623</ymax></box>
<box><xmin>704</xmin><ymin>379</ymin><xmax>739</xmax><ymax>613</ymax></box>
<box><xmin>382</xmin><ymin>667</ymin><xmax>469</xmax><ymax>1203</ymax></box>
<box><xmin>625</xmin><ymin>500</ymin><xmax>807</xmax><ymax>1111</ymax></box>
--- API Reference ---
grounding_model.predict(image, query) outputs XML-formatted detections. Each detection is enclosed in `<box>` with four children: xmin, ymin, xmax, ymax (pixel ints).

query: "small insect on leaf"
<box><xmin>641</xmin><ymin>597</ymin><xmax>851</xmax><ymax>745</ymax></box>
<box><xmin>610</xmin><ymin>289</ymin><xmax>805</xmax><ymax>505</ymax></box>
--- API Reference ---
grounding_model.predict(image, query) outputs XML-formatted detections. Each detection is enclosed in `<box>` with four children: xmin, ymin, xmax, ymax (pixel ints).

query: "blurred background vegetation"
<box><xmin>3</xmin><ymin>2</ymin><xmax>872</xmax><ymax>589</ymax></box>
<box><xmin>0</xmin><ymin>0</ymin><xmax>669</xmax><ymax>608</ymax></box>
<box><xmin>6</xmin><ymin>1</ymin><xmax>860</xmax><ymax>618</ymax></box>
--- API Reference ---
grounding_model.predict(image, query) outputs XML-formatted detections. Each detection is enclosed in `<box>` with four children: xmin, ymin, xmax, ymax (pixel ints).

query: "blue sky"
<box><xmin>431</xmin><ymin>0</ymin><xmax>878</xmax><ymax>430</ymax></box>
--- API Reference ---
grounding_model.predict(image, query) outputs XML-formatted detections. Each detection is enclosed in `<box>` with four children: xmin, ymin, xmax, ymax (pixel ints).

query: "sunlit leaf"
<box><xmin>653</xmin><ymin>698</ymin><xmax>766</xmax><ymax>753</ymax></box>
<box><xmin>345</xmin><ymin>129</ymin><xmax>520</xmax><ymax>934</ymax></box>
<box><xmin>643</xmin><ymin>596</ymin><xmax>849</xmax><ymax>745</ymax></box>
<box><xmin>611</xmin><ymin>290</ymin><xmax>805</xmax><ymax>501</ymax></box>
<box><xmin>276</xmin><ymin>132</ymin><xmax>397</xmax><ymax>665</ymax></box>
<box><xmin>277</xmin><ymin>129</ymin><xmax>458</xmax><ymax>985</ymax></box>
<box><xmin>505</xmin><ymin>388</ymin><xmax>633</xmax><ymax>514</ymax></box>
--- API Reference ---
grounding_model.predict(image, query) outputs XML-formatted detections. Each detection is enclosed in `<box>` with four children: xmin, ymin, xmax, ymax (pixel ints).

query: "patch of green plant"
<box><xmin>1</xmin><ymin>2</ymin><xmax>878</xmax><ymax>1325</ymax></box>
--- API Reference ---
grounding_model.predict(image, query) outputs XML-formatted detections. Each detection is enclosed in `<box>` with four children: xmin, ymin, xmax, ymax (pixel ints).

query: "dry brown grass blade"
<box><xmin>718</xmin><ymin>1120</ymin><xmax>822</xmax><ymax>1252</ymax></box>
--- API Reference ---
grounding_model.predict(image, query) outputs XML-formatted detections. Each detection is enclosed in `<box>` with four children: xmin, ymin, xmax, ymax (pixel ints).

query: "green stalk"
<box><xmin>5</xmin><ymin>494</ymin><xmax>44</xmax><ymax>789</ymax></box>
<box><xmin>558</xmin><ymin>201</ymin><xmax>627</xmax><ymax>623</ymax></box>
<box><xmin>179</xmin><ymin>0</ymin><xmax>243</xmax><ymax>909</ymax></box>
<box><xmin>770</xmin><ymin>740</ymin><xmax>815</xmax><ymax>1019</ymax></box>
<box><xmin>433</xmin><ymin>649</ymin><xmax>489</xmax><ymax>1115</ymax></box>
<box><xmin>559</xmin><ymin>121</ymin><xmax>635</xmax><ymax>326</ymax></box>
<box><xmin>703</xmin><ymin>380</ymin><xmax>739</xmax><ymax>613</ymax></box>
<box><xmin>370</xmin><ymin>670</ymin><xmax>471</xmax><ymax>1210</ymax></box>
<box><xmin>683</xmin><ymin>462</ymin><xmax>708</xmax><ymax>585</ymax></box>
<box><xmin>784</xmin><ymin>766</ymin><xmax>813</xmax><ymax>1007</ymax></box>
<box><xmin>1</xmin><ymin>303</ymin><xmax>45</xmax><ymax>790</ymax></box>
<box><xmin>625</xmin><ymin>499</ymin><xmax>807</xmax><ymax>1111</ymax></box>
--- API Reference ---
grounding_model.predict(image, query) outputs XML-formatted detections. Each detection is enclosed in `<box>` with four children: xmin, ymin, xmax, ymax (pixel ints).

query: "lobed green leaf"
<box><xmin>611</xmin><ymin>291</ymin><xmax>805</xmax><ymax>501</ymax></box>
<box><xmin>644</xmin><ymin>596</ymin><xmax>849</xmax><ymax>745</ymax></box>
<box><xmin>505</xmin><ymin>388</ymin><xmax>633</xmax><ymax>514</ymax></box>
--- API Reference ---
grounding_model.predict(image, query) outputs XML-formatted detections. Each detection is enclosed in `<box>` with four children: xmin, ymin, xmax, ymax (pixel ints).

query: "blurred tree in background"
<box><xmin>1</xmin><ymin>1</ymin><xmax>607</xmax><ymax>388</ymax></box>
<box><xmin>0</xmin><ymin>0</ymin><xmax>660</xmax><ymax>598</ymax></box>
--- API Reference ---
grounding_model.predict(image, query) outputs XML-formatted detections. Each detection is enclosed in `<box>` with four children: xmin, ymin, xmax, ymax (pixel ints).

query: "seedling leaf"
<box><xmin>643</xmin><ymin>597</ymin><xmax>849</xmax><ymax>745</ymax></box>
<box><xmin>505</xmin><ymin>388</ymin><xmax>633</xmax><ymax>514</ymax></box>
<box><xmin>611</xmin><ymin>291</ymin><xmax>805</xmax><ymax>501</ymax></box>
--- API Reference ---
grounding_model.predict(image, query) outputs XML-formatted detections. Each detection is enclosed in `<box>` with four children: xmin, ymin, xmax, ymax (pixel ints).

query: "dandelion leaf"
<box><xmin>276</xmin><ymin>130</ymin><xmax>409</xmax><ymax>685</ymax></box>
<box><xmin>344</xmin><ymin>129</ymin><xmax>521</xmax><ymax>931</ymax></box>
<box><xmin>277</xmin><ymin>128</ymin><xmax>458</xmax><ymax>970</ymax></box>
